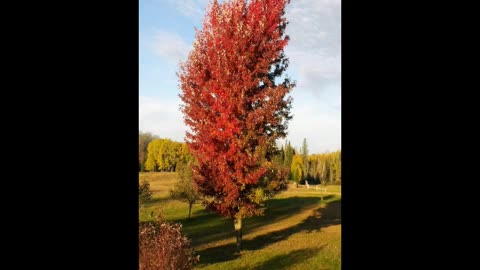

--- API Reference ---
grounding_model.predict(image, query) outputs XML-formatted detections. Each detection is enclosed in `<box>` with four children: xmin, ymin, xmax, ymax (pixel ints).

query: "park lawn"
<box><xmin>139</xmin><ymin>172</ymin><xmax>341</xmax><ymax>270</ymax></box>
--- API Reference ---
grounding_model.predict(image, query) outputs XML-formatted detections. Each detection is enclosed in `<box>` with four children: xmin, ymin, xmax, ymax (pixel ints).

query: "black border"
<box><xmin>341</xmin><ymin>1</ymin><xmax>408</xmax><ymax>268</ymax></box>
<box><xmin>11</xmin><ymin>0</ymin><xmax>140</xmax><ymax>267</ymax></box>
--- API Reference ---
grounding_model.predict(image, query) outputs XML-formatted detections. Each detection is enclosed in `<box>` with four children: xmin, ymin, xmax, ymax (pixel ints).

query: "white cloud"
<box><xmin>289</xmin><ymin>52</ymin><xmax>340</xmax><ymax>95</ymax></box>
<box><xmin>285</xmin><ymin>0</ymin><xmax>341</xmax><ymax>96</ymax></box>
<box><xmin>139</xmin><ymin>96</ymin><xmax>187</xmax><ymax>141</ymax></box>
<box><xmin>283</xmin><ymin>104</ymin><xmax>341</xmax><ymax>153</ymax></box>
<box><xmin>150</xmin><ymin>30</ymin><xmax>191</xmax><ymax>64</ymax></box>
<box><xmin>278</xmin><ymin>0</ymin><xmax>341</xmax><ymax>152</ymax></box>
<box><xmin>165</xmin><ymin>0</ymin><xmax>207</xmax><ymax>19</ymax></box>
<box><xmin>281</xmin><ymin>101</ymin><xmax>341</xmax><ymax>153</ymax></box>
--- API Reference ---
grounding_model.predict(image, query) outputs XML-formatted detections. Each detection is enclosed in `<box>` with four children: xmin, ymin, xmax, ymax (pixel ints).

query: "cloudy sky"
<box><xmin>139</xmin><ymin>0</ymin><xmax>341</xmax><ymax>154</ymax></box>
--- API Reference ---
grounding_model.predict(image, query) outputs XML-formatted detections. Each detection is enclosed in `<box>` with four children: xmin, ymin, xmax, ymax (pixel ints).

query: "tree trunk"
<box><xmin>234</xmin><ymin>216</ymin><xmax>242</xmax><ymax>253</ymax></box>
<box><xmin>188</xmin><ymin>203</ymin><xmax>192</xmax><ymax>219</ymax></box>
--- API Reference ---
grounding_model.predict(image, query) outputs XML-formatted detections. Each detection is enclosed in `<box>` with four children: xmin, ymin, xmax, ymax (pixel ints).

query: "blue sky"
<box><xmin>139</xmin><ymin>0</ymin><xmax>341</xmax><ymax>154</ymax></box>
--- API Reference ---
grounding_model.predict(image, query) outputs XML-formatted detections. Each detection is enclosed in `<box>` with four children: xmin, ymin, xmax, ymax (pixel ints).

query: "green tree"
<box><xmin>290</xmin><ymin>154</ymin><xmax>303</xmax><ymax>182</ymax></box>
<box><xmin>139</xmin><ymin>132</ymin><xmax>156</xmax><ymax>171</ymax></box>
<box><xmin>272</xmin><ymin>144</ymin><xmax>285</xmax><ymax>167</ymax></box>
<box><xmin>139</xmin><ymin>179</ymin><xmax>153</xmax><ymax>207</ymax></box>
<box><xmin>178</xmin><ymin>143</ymin><xmax>194</xmax><ymax>166</ymax></box>
<box><xmin>156</xmin><ymin>139</ymin><xmax>169</xmax><ymax>171</ymax></box>
<box><xmin>155</xmin><ymin>139</ymin><xmax>182</xmax><ymax>172</ymax></box>
<box><xmin>170</xmin><ymin>160</ymin><xmax>200</xmax><ymax>219</ymax></box>
<box><xmin>283</xmin><ymin>141</ymin><xmax>294</xmax><ymax>178</ymax></box>
<box><xmin>145</xmin><ymin>139</ymin><xmax>162</xmax><ymax>171</ymax></box>
<box><xmin>301</xmin><ymin>138</ymin><xmax>309</xmax><ymax>181</ymax></box>
<box><xmin>146</xmin><ymin>139</ymin><xmax>185</xmax><ymax>172</ymax></box>
<box><xmin>301</xmin><ymin>138</ymin><xmax>308</xmax><ymax>160</ymax></box>
<box><xmin>164</xmin><ymin>141</ymin><xmax>181</xmax><ymax>171</ymax></box>
<box><xmin>335</xmin><ymin>151</ymin><xmax>341</xmax><ymax>184</ymax></box>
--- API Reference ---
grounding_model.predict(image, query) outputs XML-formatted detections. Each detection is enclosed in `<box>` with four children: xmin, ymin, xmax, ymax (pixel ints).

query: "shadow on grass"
<box><xmin>145</xmin><ymin>196</ymin><xmax>171</xmax><ymax>205</ymax></box>
<box><xmin>171</xmin><ymin>196</ymin><xmax>326</xmax><ymax>248</ymax></box>
<box><xmin>174</xmin><ymin>210</ymin><xmax>233</xmax><ymax>247</ymax></box>
<box><xmin>235</xmin><ymin>247</ymin><xmax>324</xmax><ymax>270</ymax></box>
<box><xmin>320</xmin><ymin>194</ymin><xmax>335</xmax><ymax>200</ymax></box>
<box><xmin>245</xmin><ymin>196</ymin><xmax>324</xmax><ymax>234</ymax></box>
<box><xmin>196</xmin><ymin>197</ymin><xmax>341</xmax><ymax>266</ymax></box>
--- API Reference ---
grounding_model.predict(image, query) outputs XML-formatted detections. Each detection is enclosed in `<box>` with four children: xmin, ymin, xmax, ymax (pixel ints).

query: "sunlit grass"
<box><xmin>139</xmin><ymin>172</ymin><xmax>341</xmax><ymax>270</ymax></box>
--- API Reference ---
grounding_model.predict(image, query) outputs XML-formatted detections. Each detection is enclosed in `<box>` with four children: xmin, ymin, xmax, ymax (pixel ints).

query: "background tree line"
<box><xmin>139</xmin><ymin>133</ymin><xmax>341</xmax><ymax>185</ymax></box>
<box><xmin>301</xmin><ymin>151</ymin><xmax>341</xmax><ymax>185</ymax></box>
<box><xmin>273</xmin><ymin>139</ymin><xmax>341</xmax><ymax>185</ymax></box>
<box><xmin>139</xmin><ymin>132</ymin><xmax>157</xmax><ymax>171</ymax></box>
<box><xmin>140</xmin><ymin>135</ymin><xmax>190</xmax><ymax>172</ymax></box>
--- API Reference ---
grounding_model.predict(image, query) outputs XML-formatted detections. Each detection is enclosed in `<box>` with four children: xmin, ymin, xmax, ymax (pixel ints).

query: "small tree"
<box><xmin>335</xmin><ymin>151</ymin><xmax>341</xmax><ymax>184</ymax></box>
<box><xmin>170</xmin><ymin>161</ymin><xmax>200</xmax><ymax>219</ymax></box>
<box><xmin>139</xmin><ymin>213</ymin><xmax>199</xmax><ymax>270</ymax></box>
<box><xmin>283</xmin><ymin>141</ymin><xmax>294</xmax><ymax>166</ymax></box>
<box><xmin>290</xmin><ymin>154</ymin><xmax>303</xmax><ymax>182</ymax></box>
<box><xmin>139</xmin><ymin>179</ymin><xmax>153</xmax><ymax>207</ymax></box>
<box><xmin>301</xmin><ymin>138</ymin><xmax>309</xmax><ymax>181</ymax></box>
<box><xmin>139</xmin><ymin>132</ymin><xmax>156</xmax><ymax>171</ymax></box>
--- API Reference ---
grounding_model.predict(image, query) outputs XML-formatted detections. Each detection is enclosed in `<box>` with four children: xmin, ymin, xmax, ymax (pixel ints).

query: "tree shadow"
<box><xmin>145</xmin><ymin>197</ymin><xmax>171</xmax><ymax>205</ymax></box>
<box><xmin>172</xmin><ymin>197</ymin><xmax>324</xmax><ymax>248</ymax></box>
<box><xmin>320</xmin><ymin>194</ymin><xmax>335</xmax><ymax>200</ymax></box>
<box><xmin>245</xmin><ymin>196</ymin><xmax>323</xmax><ymax>234</ymax></box>
<box><xmin>196</xmin><ymin>243</ymin><xmax>240</xmax><ymax>264</ymax></box>
<box><xmin>173</xmin><ymin>210</ymin><xmax>233</xmax><ymax>247</ymax></box>
<box><xmin>235</xmin><ymin>247</ymin><xmax>324</xmax><ymax>270</ymax></box>
<box><xmin>196</xmin><ymin>198</ymin><xmax>341</xmax><ymax>266</ymax></box>
<box><xmin>301</xmin><ymin>200</ymin><xmax>341</xmax><ymax>233</ymax></box>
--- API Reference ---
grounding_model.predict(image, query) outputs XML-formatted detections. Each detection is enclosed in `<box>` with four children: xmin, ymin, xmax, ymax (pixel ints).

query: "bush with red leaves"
<box><xmin>139</xmin><ymin>214</ymin><xmax>199</xmax><ymax>270</ymax></box>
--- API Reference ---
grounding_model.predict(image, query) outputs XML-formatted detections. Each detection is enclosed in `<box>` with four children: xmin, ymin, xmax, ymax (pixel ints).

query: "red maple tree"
<box><xmin>178</xmin><ymin>0</ymin><xmax>295</xmax><ymax>252</ymax></box>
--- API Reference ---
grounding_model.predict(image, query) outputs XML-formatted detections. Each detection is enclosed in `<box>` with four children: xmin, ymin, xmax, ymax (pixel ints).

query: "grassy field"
<box><xmin>139</xmin><ymin>172</ymin><xmax>341</xmax><ymax>270</ymax></box>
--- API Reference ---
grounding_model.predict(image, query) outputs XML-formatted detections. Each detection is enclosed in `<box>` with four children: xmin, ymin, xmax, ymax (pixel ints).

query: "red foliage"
<box><xmin>139</xmin><ymin>215</ymin><xmax>199</xmax><ymax>270</ymax></box>
<box><xmin>178</xmin><ymin>0</ymin><xmax>294</xmax><ymax>219</ymax></box>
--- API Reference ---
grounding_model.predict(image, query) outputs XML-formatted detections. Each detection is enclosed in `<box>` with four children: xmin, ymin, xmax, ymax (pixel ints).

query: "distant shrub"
<box><xmin>170</xmin><ymin>161</ymin><xmax>200</xmax><ymax>219</ymax></box>
<box><xmin>139</xmin><ymin>214</ymin><xmax>199</xmax><ymax>270</ymax></box>
<box><xmin>139</xmin><ymin>179</ymin><xmax>153</xmax><ymax>206</ymax></box>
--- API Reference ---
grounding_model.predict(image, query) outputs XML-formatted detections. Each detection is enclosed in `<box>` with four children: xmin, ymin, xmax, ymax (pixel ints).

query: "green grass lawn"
<box><xmin>139</xmin><ymin>172</ymin><xmax>341</xmax><ymax>270</ymax></box>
